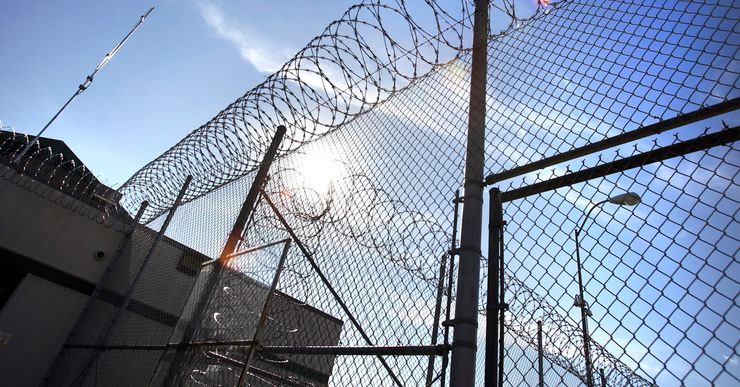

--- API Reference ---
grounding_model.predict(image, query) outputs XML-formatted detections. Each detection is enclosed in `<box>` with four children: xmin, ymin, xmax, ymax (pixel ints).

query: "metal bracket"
<box><xmin>442</xmin><ymin>317</ymin><xmax>478</xmax><ymax>328</ymax></box>
<box><xmin>457</xmin><ymin>244</ymin><xmax>482</xmax><ymax>254</ymax></box>
<box><xmin>490</xmin><ymin>219</ymin><xmax>507</xmax><ymax>228</ymax></box>
<box><xmin>464</xmin><ymin>178</ymin><xmax>486</xmax><ymax>187</ymax></box>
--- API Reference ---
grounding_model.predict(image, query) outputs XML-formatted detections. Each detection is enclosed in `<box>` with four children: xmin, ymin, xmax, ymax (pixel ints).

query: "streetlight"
<box><xmin>573</xmin><ymin>192</ymin><xmax>641</xmax><ymax>387</ymax></box>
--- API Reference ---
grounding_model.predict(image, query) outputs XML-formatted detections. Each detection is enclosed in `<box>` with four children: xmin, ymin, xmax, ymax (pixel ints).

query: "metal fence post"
<box><xmin>158</xmin><ymin>125</ymin><xmax>286</xmax><ymax>385</ymax></box>
<box><xmin>426</xmin><ymin>251</ymin><xmax>449</xmax><ymax>385</ymax></box>
<box><xmin>236</xmin><ymin>240</ymin><xmax>292</xmax><ymax>387</ymax></box>
<box><xmin>441</xmin><ymin>190</ymin><xmax>461</xmax><ymax>386</ymax></box>
<box><xmin>428</xmin><ymin>192</ymin><xmax>462</xmax><ymax>385</ymax></box>
<box><xmin>538</xmin><ymin>320</ymin><xmax>544</xmax><ymax>387</ymax></box>
<box><xmin>497</xmin><ymin>191</ymin><xmax>506</xmax><ymax>387</ymax></box>
<box><xmin>486</xmin><ymin>188</ymin><xmax>504</xmax><ymax>386</ymax></box>
<box><xmin>119</xmin><ymin>175</ymin><xmax>192</xmax><ymax>313</ymax></box>
<box><xmin>220</xmin><ymin>125</ymin><xmax>286</xmax><ymax>260</ymax></box>
<box><xmin>450</xmin><ymin>0</ymin><xmax>488</xmax><ymax>385</ymax></box>
<box><xmin>600</xmin><ymin>368</ymin><xmax>607</xmax><ymax>386</ymax></box>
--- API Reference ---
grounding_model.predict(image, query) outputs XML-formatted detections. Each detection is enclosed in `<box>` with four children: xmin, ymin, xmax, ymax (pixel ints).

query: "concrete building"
<box><xmin>0</xmin><ymin>131</ymin><xmax>128</xmax><ymax>387</ymax></box>
<box><xmin>0</xmin><ymin>131</ymin><xmax>342</xmax><ymax>386</ymax></box>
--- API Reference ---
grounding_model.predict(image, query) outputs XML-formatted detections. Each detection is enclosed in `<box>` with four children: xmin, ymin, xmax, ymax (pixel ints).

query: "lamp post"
<box><xmin>574</xmin><ymin>192</ymin><xmax>641</xmax><ymax>387</ymax></box>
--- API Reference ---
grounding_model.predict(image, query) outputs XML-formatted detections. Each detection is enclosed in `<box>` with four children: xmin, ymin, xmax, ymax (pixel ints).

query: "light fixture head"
<box><xmin>607</xmin><ymin>192</ymin><xmax>641</xmax><ymax>206</ymax></box>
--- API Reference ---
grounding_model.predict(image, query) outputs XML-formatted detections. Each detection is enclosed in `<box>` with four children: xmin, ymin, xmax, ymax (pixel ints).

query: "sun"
<box><xmin>300</xmin><ymin>151</ymin><xmax>341</xmax><ymax>194</ymax></box>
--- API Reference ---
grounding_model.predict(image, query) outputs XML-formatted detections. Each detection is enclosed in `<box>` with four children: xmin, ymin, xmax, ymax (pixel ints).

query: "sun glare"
<box><xmin>301</xmin><ymin>151</ymin><xmax>341</xmax><ymax>193</ymax></box>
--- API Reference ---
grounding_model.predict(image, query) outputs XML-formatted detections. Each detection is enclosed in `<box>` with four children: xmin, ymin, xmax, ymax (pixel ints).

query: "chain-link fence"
<box><xmin>485</xmin><ymin>123</ymin><xmax>738</xmax><ymax>386</ymax></box>
<box><xmin>43</xmin><ymin>0</ymin><xmax>738</xmax><ymax>386</ymax></box>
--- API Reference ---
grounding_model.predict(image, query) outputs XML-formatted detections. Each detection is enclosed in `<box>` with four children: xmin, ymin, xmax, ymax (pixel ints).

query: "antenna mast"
<box><xmin>13</xmin><ymin>6</ymin><xmax>155</xmax><ymax>163</ymax></box>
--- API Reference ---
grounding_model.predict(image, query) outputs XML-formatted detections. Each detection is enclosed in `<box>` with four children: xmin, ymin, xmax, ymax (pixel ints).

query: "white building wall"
<box><xmin>0</xmin><ymin>275</ymin><xmax>88</xmax><ymax>387</ymax></box>
<box><xmin>0</xmin><ymin>173</ymin><xmax>126</xmax><ymax>386</ymax></box>
<box><xmin>0</xmin><ymin>174</ymin><xmax>126</xmax><ymax>282</ymax></box>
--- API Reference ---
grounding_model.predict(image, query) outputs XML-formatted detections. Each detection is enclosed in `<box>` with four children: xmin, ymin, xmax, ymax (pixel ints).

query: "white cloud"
<box><xmin>196</xmin><ymin>1</ymin><xmax>291</xmax><ymax>73</ymax></box>
<box><xmin>196</xmin><ymin>2</ymin><xmax>365</xmax><ymax>115</ymax></box>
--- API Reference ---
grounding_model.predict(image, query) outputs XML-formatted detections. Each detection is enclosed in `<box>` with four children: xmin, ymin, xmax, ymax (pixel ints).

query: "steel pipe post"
<box><xmin>450</xmin><ymin>0</ymin><xmax>488</xmax><ymax>385</ymax></box>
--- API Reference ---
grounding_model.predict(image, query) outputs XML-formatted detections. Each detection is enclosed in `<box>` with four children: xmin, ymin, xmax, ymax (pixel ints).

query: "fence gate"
<box><xmin>485</xmin><ymin>110</ymin><xmax>738</xmax><ymax>386</ymax></box>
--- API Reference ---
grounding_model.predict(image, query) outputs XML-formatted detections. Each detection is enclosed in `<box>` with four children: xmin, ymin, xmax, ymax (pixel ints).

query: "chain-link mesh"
<box><xmin>44</xmin><ymin>220</ymin><xmax>199</xmax><ymax>386</ymax></box>
<box><xmin>489</xmin><ymin>126</ymin><xmax>738</xmax><ymax>386</ymax></box>
<box><xmin>475</xmin><ymin>1</ymin><xmax>738</xmax><ymax>386</ymax></box>
<box><xmin>43</xmin><ymin>0</ymin><xmax>739</xmax><ymax>386</ymax></box>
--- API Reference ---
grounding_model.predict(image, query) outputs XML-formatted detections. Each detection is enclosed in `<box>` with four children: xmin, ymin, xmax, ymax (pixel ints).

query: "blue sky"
<box><xmin>0</xmin><ymin>0</ymin><xmax>345</xmax><ymax>185</ymax></box>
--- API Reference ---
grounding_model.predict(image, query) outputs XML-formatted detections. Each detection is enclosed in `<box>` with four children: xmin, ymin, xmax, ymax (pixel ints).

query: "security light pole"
<box><xmin>574</xmin><ymin>192</ymin><xmax>641</xmax><ymax>387</ymax></box>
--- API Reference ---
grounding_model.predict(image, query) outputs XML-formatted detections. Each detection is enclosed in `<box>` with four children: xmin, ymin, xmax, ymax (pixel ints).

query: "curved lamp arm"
<box><xmin>575</xmin><ymin>192</ymin><xmax>641</xmax><ymax>238</ymax></box>
<box><xmin>575</xmin><ymin>199</ymin><xmax>609</xmax><ymax>239</ymax></box>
